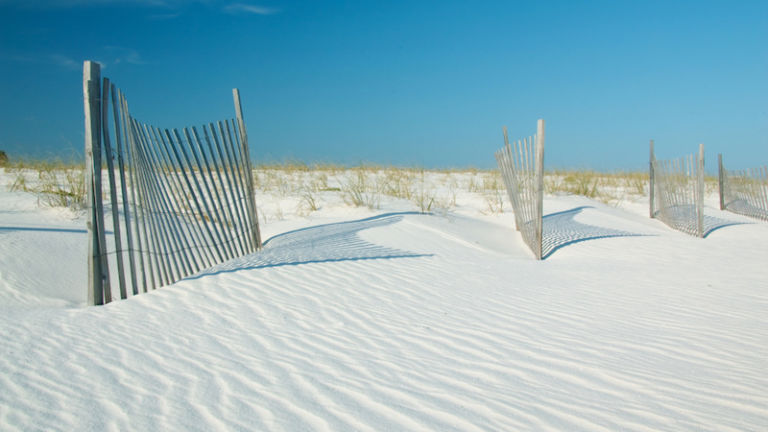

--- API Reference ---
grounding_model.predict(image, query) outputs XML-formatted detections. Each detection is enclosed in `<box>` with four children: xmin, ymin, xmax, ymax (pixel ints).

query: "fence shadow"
<box><xmin>653</xmin><ymin>206</ymin><xmax>748</xmax><ymax>237</ymax></box>
<box><xmin>724</xmin><ymin>199</ymin><xmax>768</xmax><ymax>222</ymax></box>
<box><xmin>188</xmin><ymin>212</ymin><xmax>430</xmax><ymax>280</ymax></box>
<box><xmin>541</xmin><ymin>206</ymin><xmax>645</xmax><ymax>259</ymax></box>
<box><xmin>702</xmin><ymin>215</ymin><xmax>748</xmax><ymax>238</ymax></box>
<box><xmin>0</xmin><ymin>226</ymin><xmax>89</xmax><ymax>234</ymax></box>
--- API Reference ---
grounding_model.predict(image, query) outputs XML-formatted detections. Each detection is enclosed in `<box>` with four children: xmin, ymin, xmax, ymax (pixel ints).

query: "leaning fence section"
<box><xmin>718</xmin><ymin>155</ymin><xmax>768</xmax><ymax>221</ymax></box>
<box><xmin>649</xmin><ymin>141</ymin><xmax>705</xmax><ymax>237</ymax></box>
<box><xmin>495</xmin><ymin>119</ymin><xmax>545</xmax><ymax>259</ymax></box>
<box><xmin>83</xmin><ymin>60</ymin><xmax>262</xmax><ymax>305</ymax></box>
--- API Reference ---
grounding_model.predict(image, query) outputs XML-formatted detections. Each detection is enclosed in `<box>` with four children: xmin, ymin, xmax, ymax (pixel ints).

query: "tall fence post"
<box><xmin>718</xmin><ymin>153</ymin><xmax>725</xmax><ymax>210</ymax></box>
<box><xmin>697</xmin><ymin>143</ymin><xmax>705</xmax><ymax>237</ymax></box>
<box><xmin>233</xmin><ymin>89</ymin><xmax>262</xmax><ymax>251</ymax></box>
<box><xmin>84</xmin><ymin>61</ymin><xmax>106</xmax><ymax>305</ymax></box>
<box><xmin>535</xmin><ymin>119</ymin><xmax>545</xmax><ymax>260</ymax></box>
<box><xmin>649</xmin><ymin>139</ymin><xmax>655</xmax><ymax>218</ymax></box>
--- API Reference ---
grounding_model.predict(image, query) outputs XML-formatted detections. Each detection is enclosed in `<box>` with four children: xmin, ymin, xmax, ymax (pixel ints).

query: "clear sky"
<box><xmin>1</xmin><ymin>0</ymin><xmax>766</xmax><ymax>171</ymax></box>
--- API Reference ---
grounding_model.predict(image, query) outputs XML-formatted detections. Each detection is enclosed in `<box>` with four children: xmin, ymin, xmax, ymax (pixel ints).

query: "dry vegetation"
<box><xmin>544</xmin><ymin>170</ymin><xmax>649</xmax><ymax>206</ymax></box>
<box><xmin>5</xmin><ymin>159</ymin><xmax>86</xmax><ymax>210</ymax></box>
<box><xmin>248</xmin><ymin>164</ymin><xmax>653</xmax><ymax>221</ymax></box>
<box><xmin>3</xmin><ymin>160</ymin><xmax>659</xmax><ymax>218</ymax></box>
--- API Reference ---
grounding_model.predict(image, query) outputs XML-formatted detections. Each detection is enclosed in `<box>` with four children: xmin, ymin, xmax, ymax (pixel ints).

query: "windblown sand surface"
<box><xmin>1</xmin><ymin>171</ymin><xmax>767</xmax><ymax>431</ymax></box>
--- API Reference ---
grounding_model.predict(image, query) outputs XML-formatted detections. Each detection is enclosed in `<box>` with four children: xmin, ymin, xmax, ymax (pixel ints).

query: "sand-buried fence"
<box><xmin>649</xmin><ymin>142</ymin><xmax>705</xmax><ymax>237</ymax></box>
<box><xmin>83</xmin><ymin>61</ymin><xmax>262</xmax><ymax>305</ymax></box>
<box><xmin>495</xmin><ymin>119</ymin><xmax>545</xmax><ymax>259</ymax></box>
<box><xmin>718</xmin><ymin>155</ymin><xmax>768</xmax><ymax>221</ymax></box>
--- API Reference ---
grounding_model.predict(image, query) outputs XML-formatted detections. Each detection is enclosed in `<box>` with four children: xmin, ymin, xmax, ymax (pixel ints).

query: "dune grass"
<box><xmin>3</xmin><ymin>159</ymin><xmax>658</xmax><ymax>216</ymax></box>
<box><xmin>544</xmin><ymin>169</ymin><xmax>649</xmax><ymax>206</ymax></box>
<box><xmin>5</xmin><ymin>159</ymin><xmax>86</xmax><ymax>211</ymax></box>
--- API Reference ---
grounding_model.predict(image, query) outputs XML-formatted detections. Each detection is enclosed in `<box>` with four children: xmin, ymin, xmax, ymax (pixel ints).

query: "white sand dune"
<box><xmin>1</xmin><ymin>177</ymin><xmax>767</xmax><ymax>431</ymax></box>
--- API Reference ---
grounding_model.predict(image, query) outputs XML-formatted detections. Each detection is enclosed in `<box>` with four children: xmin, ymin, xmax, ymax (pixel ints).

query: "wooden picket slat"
<box><xmin>233</xmin><ymin>89</ymin><xmax>262</xmax><ymax>250</ymax></box>
<box><xmin>100</xmin><ymin>78</ymin><xmax>127</xmax><ymax>300</ymax></box>
<box><xmin>112</xmin><ymin>86</ymin><xmax>140</xmax><ymax>296</ymax></box>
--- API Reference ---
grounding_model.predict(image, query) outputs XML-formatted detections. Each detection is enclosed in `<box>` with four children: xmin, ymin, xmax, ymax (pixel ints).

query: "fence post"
<box><xmin>84</xmin><ymin>61</ymin><xmax>105</xmax><ymax>305</ymax></box>
<box><xmin>649</xmin><ymin>139</ymin><xmax>655</xmax><ymax>218</ymax></box>
<box><xmin>535</xmin><ymin>119</ymin><xmax>545</xmax><ymax>260</ymax></box>
<box><xmin>718</xmin><ymin>153</ymin><xmax>725</xmax><ymax>210</ymax></box>
<box><xmin>233</xmin><ymin>89</ymin><xmax>262</xmax><ymax>250</ymax></box>
<box><xmin>697</xmin><ymin>143</ymin><xmax>705</xmax><ymax>237</ymax></box>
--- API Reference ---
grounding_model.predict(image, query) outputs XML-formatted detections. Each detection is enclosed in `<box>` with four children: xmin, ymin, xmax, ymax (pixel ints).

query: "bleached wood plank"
<box><xmin>233</xmin><ymin>89</ymin><xmax>262</xmax><ymax>250</ymax></box>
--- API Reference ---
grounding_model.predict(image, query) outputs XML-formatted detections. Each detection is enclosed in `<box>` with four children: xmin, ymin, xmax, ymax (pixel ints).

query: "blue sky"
<box><xmin>1</xmin><ymin>0</ymin><xmax>766</xmax><ymax>170</ymax></box>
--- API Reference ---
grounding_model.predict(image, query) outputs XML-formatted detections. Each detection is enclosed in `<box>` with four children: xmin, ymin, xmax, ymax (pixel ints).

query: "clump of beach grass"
<box><xmin>6</xmin><ymin>158</ymin><xmax>86</xmax><ymax>211</ymax></box>
<box><xmin>341</xmin><ymin>166</ymin><xmax>381</xmax><ymax>209</ymax></box>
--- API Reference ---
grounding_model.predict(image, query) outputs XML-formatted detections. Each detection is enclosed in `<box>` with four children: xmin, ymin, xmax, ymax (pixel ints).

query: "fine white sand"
<box><xmin>1</xmin><ymin>170</ymin><xmax>767</xmax><ymax>431</ymax></box>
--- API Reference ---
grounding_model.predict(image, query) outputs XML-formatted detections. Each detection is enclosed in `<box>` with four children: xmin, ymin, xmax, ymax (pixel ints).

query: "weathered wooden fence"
<box><xmin>495</xmin><ymin>119</ymin><xmax>545</xmax><ymax>259</ymax></box>
<box><xmin>83</xmin><ymin>60</ymin><xmax>262</xmax><ymax>305</ymax></box>
<box><xmin>718</xmin><ymin>155</ymin><xmax>768</xmax><ymax>221</ymax></box>
<box><xmin>649</xmin><ymin>141</ymin><xmax>705</xmax><ymax>237</ymax></box>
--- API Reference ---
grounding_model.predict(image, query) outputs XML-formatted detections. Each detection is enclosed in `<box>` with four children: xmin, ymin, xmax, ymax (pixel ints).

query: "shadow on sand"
<box><xmin>541</xmin><ymin>206</ymin><xmax>646</xmax><ymax>259</ymax></box>
<box><xmin>187</xmin><ymin>212</ymin><xmax>430</xmax><ymax>280</ymax></box>
<box><xmin>702</xmin><ymin>215</ymin><xmax>748</xmax><ymax>237</ymax></box>
<box><xmin>0</xmin><ymin>226</ymin><xmax>89</xmax><ymax>234</ymax></box>
<box><xmin>653</xmin><ymin>205</ymin><xmax>749</xmax><ymax>238</ymax></box>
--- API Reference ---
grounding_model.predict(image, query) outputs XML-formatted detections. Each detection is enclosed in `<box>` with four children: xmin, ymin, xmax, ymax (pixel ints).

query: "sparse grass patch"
<box><xmin>297</xmin><ymin>175</ymin><xmax>326</xmax><ymax>213</ymax></box>
<box><xmin>622</xmin><ymin>172</ymin><xmax>647</xmax><ymax>195</ymax></box>
<box><xmin>561</xmin><ymin>170</ymin><xmax>601</xmax><ymax>198</ymax></box>
<box><xmin>481</xmin><ymin>172</ymin><xmax>506</xmax><ymax>214</ymax></box>
<box><xmin>705</xmin><ymin>176</ymin><xmax>719</xmax><ymax>194</ymax></box>
<box><xmin>6</xmin><ymin>159</ymin><xmax>86</xmax><ymax>211</ymax></box>
<box><xmin>411</xmin><ymin>170</ymin><xmax>436</xmax><ymax>213</ymax></box>
<box><xmin>380</xmin><ymin>168</ymin><xmax>416</xmax><ymax>200</ymax></box>
<box><xmin>9</xmin><ymin>170</ymin><xmax>30</xmax><ymax>192</ymax></box>
<box><xmin>341</xmin><ymin>166</ymin><xmax>381</xmax><ymax>209</ymax></box>
<box><xmin>543</xmin><ymin>170</ymin><xmax>648</xmax><ymax>205</ymax></box>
